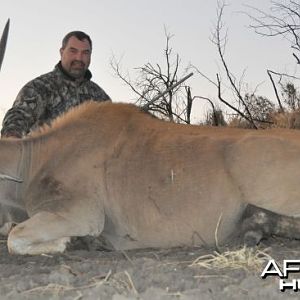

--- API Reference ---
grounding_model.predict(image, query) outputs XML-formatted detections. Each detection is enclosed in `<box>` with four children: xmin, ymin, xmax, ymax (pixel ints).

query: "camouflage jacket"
<box><xmin>1</xmin><ymin>62</ymin><xmax>111</xmax><ymax>137</ymax></box>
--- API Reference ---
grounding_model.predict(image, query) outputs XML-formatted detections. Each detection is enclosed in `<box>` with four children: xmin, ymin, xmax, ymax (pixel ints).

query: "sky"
<box><xmin>0</xmin><ymin>0</ymin><xmax>297</xmax><ymax>123</ymax></box>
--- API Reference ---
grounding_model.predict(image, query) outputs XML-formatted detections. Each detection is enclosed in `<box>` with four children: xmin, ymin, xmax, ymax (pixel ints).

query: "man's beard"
<box><xmin>68</xmin><ymin>60</ymin><xmax>86</xmax><ymax>79</ymax></box>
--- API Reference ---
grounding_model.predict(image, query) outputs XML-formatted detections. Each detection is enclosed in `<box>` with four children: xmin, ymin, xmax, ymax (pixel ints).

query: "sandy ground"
<box><xmin>1</xmin><ymin>236</ymin><xmax>300</xmax><ymax>300</ymax></box>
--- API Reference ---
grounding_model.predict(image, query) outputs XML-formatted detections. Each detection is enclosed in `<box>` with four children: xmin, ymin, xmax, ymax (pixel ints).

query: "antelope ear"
<box><xmin>0</xmin><ymin>174</ymin><xmax>23</xmax><ymax>183</ymax></box>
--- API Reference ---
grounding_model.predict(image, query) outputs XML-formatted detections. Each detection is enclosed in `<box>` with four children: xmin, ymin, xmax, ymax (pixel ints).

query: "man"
<box><xmin>1</xmin><ymin>31</ymin><xmax>111</xmax><ymax>138</ymax></box>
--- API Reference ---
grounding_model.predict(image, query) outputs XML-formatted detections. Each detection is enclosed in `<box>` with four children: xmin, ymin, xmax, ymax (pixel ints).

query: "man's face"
<box><xmin>60</xmin><ymin>36</ymin><xmax>91</xmax><ymax>80</ymax></box>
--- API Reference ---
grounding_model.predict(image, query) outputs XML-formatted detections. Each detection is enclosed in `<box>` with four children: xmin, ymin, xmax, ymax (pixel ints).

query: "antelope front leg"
<box><xmin>7</xmin><ymin>211</ymin><xmax>75</xmax><ymax>255</ymax></box>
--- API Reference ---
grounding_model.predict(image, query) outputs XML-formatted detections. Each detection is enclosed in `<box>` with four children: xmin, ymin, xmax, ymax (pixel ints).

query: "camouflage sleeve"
<box><xmin>1</xmin><ymin>81</ymin><xmax>48</xmax><ymax>138</ymax></box>
<box><xmin>89</xmin><ymin>81</ymin><xmax>111</xmax><ymax>102</ymax></box>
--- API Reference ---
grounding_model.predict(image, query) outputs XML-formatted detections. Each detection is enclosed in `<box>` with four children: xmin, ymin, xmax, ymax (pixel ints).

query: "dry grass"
<box><xmin>227</xmin><ymin>110</ymin><xmax>300</xmax><ymax>129</ymax></box>
<box><xmin>192</xmin><ymin>211</ymin><xmax>274</xmax><ymax>273</ymax></box>
<box><xmin>190</xmin><ymin>246</ymin><xmax>274</xmax><ymax>273</ymax></box>
<box><xmin>271</xmin><ymin>111</ymin><xmax>300</xmax><ymax>129</ymax></box>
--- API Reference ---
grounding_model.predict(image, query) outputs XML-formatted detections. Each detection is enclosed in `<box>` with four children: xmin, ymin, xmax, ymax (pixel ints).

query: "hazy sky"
<box><xmin>0</xmin><ymin>0</ymin><xmax>296</xmax><ymax>123</ymax></box>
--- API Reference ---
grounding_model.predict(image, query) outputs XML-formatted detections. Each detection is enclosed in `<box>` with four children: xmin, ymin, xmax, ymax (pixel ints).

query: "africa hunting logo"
<box><xmin>261</xmin><ymin>260</ymin><xmax>300</xmax><ymax>292</ymax></box>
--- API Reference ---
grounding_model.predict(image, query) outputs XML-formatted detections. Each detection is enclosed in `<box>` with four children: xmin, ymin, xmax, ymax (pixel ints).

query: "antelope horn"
<box><xmin>0</xmin><ymin>19</ymin><xmax>10</xmax><ymax>71</ymax></box>
<box><xmin>0</xmin><ymin>173</ymin><xmax>23</xmax><ymax>183</ymax></box>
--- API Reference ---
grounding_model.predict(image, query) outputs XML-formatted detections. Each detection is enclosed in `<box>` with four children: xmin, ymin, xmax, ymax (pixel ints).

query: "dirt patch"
<box><xmin>0</xmin><ymin>236</ymin><xmax>299</xmax><ymax>299</ymax></box>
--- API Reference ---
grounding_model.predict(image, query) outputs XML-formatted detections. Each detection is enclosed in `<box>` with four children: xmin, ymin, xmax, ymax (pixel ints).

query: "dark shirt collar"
<box><xmin>55</xmin><ymin>61</ymin><xmax>92</xmax><ymax>81</ymax></box>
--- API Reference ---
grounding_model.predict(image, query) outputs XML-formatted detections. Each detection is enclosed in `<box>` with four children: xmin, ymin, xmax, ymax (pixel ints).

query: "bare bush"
<box><xmin>110</xmin><ymin>30</ymin><xmax>195</xmax><ymax>124</ymax></box>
